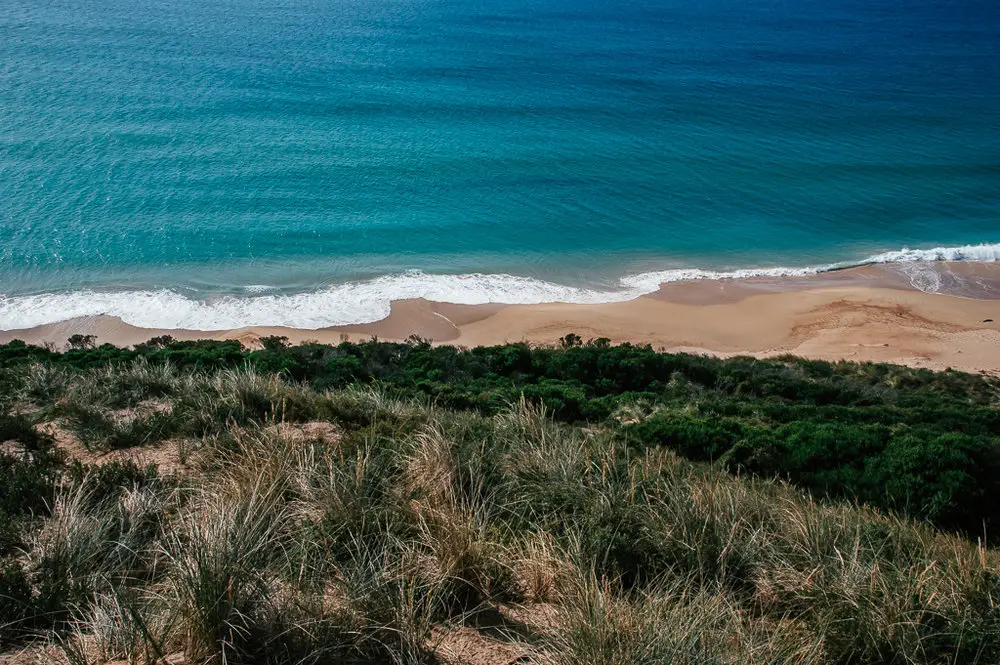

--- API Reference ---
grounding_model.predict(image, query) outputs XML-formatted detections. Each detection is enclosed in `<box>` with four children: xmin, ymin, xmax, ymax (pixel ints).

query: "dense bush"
<box><xmin>0</xmin><ymin>352</ymin><xmax>999</xmax><ymax>663</ymax></box>
<box><xmin>1</xmin><ymin>338</ymin><xmax>998</xmax><ymax>538</ymax></box>
<box><xmin>0</xmin><ymin>414</ymin><xmax>62</xmax><ymax>555</ymax></box>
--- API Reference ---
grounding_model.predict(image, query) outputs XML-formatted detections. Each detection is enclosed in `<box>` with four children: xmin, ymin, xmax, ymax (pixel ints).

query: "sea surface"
<box><xmin>2</xmin><ymin>0</ymin><xmax>999</xmax><ymax>330</ymax></box>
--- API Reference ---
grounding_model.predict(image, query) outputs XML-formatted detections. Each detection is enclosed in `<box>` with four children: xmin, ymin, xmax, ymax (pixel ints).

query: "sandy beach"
<box><xmin>3</xmin><ymin>263</ymin><xmax>999</xmax><ymax>374</ymax></box>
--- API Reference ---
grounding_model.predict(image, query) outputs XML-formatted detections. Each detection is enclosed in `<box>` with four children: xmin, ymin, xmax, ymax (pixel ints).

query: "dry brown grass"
<box><xmin>5</xmin><ymin>369</ymin><xmax>1000</xmax><ymax>665</ymax></box>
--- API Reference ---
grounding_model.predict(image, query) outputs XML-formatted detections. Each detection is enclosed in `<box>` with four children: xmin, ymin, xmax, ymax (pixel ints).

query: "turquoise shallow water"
<box><xmin>1</xmin><ymin>0</ymin><xmax>999</xmax><ymax>329</ymax></box>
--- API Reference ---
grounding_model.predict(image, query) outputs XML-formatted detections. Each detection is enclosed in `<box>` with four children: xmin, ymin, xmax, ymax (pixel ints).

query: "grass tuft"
<box><xmin>2</xmin><ymin>350</ymin><xmax>1000</xmax><ymax>664</ymax></box>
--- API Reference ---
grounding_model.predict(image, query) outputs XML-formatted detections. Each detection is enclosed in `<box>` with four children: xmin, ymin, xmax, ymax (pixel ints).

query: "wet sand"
<box><xmin>2</xmin><ymin>263</ymin><xmax>999</xmax><ymax>373</ymax></box>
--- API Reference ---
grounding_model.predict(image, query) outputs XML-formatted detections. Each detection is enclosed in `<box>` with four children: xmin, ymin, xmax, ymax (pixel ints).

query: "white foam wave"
<box><xmin>862</xmin><ymin>243</ymin><xmax>1000</xmax><ymax>264</ymax></box>
<box><xmin>619</xmin><ymin>265</ymin><xmax>824</xmax><ymax>294</ymax></box>
<box><xmin>0</xmin><ymin>272</ymin><xmax>627</xmax><ymax>331</ymax></box>
<box><xmin>0</xmin><ymin>243</ymin><xmax>996</xmax><ymax>332</ymax></box>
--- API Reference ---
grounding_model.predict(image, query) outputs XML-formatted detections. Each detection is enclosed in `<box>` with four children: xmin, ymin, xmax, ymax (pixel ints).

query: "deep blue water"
<box><xmin>1</xmin><ymin>0</ymin><xmax>998</xmax><ymax>328</ymax></box>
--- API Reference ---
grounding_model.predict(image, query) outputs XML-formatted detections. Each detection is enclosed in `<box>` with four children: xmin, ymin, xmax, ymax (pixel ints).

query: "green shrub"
<box><xmin>0</xmin><ymin>418</ymin><xmax>62</xmax><ymax>553</ymax></box>
<box><xmin>0</xmin><ymin>358</ymin><xmax>999</xmax><ymax>663</ymax></box>
<box><xmin>0</xmin><ymin>558</ymin><xmax>34</xmax><ymax>643</ymax></box>
<box><xmin>61</xmin><ymin>401</ymin><xmax>176</xmax><ymax>450</ymax></box>
<box><xmin>67</xmin><ymin>459</ymin><xmax>163</xmax><ymax>507</ymax></box>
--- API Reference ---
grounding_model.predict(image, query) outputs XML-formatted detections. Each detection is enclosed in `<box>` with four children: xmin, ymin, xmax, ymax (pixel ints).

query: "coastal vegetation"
<box><xmin>0</xmin><ymin>336</ymin><xmax>999</xmax><ymax>664</ymax></box>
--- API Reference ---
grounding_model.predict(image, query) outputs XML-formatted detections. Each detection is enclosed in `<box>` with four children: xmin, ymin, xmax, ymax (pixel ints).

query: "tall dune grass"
<box><xmin>2</xmin><ymin>360</ymin><xmax>999</xmax><ymax>664</ymax></box>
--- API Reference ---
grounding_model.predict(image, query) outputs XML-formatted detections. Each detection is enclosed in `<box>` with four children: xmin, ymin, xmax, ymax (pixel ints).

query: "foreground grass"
<box><xmin>3</xmin><ymin>337</ymin><xmax>1000</xmax><ymax>538</ymax></box>
<box><xmin>1</xmin><ymin>357</ymin><xmax>999</xmax><ymax>664</ymax></box>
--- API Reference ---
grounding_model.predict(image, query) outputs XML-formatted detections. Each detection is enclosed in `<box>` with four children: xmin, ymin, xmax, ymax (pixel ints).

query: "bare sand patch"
<box><xmin>37</xmin><ymin>420</ymin><xmax>198</xmax><ymax>476</ymax></box>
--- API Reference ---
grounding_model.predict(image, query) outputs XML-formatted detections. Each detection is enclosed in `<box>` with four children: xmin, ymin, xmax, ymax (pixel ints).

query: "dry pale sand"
<box><xmin>2</xmin><ymin>264</ymin><xmax>999</xmax><ymax>374</ymax></box>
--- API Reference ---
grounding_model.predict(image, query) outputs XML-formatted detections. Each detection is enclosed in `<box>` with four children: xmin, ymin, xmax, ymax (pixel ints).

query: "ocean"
<box><xmin>2</xmin><ymin>0</ymin><xmax>998</xmax><ymax>330</ymax></box>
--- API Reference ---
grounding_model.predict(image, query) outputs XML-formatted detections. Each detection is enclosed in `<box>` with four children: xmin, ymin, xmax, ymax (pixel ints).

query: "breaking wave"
<box><xmin>1</xmin><ymin>243</ymin><xmax>997</xmax><ymax>331</ymax></box>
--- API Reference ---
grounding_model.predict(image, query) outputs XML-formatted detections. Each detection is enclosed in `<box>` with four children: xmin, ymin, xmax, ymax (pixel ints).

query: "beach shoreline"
<box><xmin>2</xmin><ymin>263</ymin><xmax>999</xmax><ymax>374</ymax></box>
